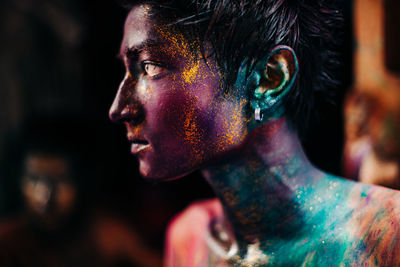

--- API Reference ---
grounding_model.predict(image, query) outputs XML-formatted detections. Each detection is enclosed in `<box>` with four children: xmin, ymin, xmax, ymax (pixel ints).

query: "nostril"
<box><xmin>109</xmin><ymin>94</ymin><xmax>145</xmax><ymax>125</ymax></box>
<box><xmin>120</xmin><ymin>107</ymin><xmax>133</xmax><ymax>118</ymax></box>
<box><xmin>119</xmin><ymin>105</ymin><xmax>145</xmax><ymax>126</ymax></box>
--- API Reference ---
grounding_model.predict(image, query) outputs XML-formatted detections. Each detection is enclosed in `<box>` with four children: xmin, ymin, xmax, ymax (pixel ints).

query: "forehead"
<box><xmin>122</xmin><ymin>5</ymin><xmax>153</xmax><ymax>50</ymax></box>
<box><xmin>121</xmin><ymin>5</ymin><xmax>194</xmax><ymax>58</ymax></box>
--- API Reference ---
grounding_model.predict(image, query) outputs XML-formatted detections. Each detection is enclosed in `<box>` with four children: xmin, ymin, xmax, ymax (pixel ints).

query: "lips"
<box><xmin>129</xmin><ymin>139</ymin><xmax>150</xmax><ymax>154</ymax></box>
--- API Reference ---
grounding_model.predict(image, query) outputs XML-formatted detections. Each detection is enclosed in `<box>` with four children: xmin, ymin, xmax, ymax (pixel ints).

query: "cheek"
<box><xmin>138</xmin><ymin>93</ymin><xmax>211</xmax><ymax>179</ymax></box>
<box><xmin>212</xmin><ymin>99</ymin><xmax>249</xmax><ymax>152</ymax></box>
<box><xmin>166</xmin><ymin>87</ymin><xmax>213</xmax><ymax>150</ymax></box>
<box><xmin>144</xmin><ymin>76</ymin><xmax>220</xmax><ymax>163</ymax></box>
<box><xmin>157</xmin><ymin>88</ymin><xmax>248</xmax><ymax>159</ymax></box>
<box><xmin>139</xmin><ymin>69</ymin><xmax>248</xmax><ymax>176</ymax></box>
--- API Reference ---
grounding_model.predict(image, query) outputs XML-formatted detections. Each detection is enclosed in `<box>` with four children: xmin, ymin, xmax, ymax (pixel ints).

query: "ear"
<box><xmin>250</xmin><ymin>45</ymin><xmax>298</xmax><ymax>120</ymax></box>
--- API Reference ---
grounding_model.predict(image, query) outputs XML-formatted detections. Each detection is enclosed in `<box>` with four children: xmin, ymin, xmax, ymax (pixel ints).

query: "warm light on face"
<box><xmin>109</xmin><ymin>5</ymin><xmax>250</xmax><ymax>180</ymax></box>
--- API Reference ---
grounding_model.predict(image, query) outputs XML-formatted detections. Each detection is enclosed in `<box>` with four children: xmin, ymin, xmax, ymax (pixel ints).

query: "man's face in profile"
<box><xmin>109</xmin><ymin>4</ymin><xmax>249</xmax><ymax>181</ymax></box>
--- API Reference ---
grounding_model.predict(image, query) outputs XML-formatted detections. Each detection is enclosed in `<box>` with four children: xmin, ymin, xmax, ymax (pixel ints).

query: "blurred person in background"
<box><xmin>0</xmin><ymin>120</ymin><xmax>162</xmax><ymax>267</ymax></box>
<box><xmin>343</xmin><ymin>0</ymin><xmax>400</xmax><ymax>189</ymax></box>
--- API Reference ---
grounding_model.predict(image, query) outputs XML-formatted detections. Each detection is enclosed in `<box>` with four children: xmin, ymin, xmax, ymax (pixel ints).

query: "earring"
<box><xmin>255</xmin><ymin>107</ymin><xmax>263</xmax><ymax>122</ymax></box>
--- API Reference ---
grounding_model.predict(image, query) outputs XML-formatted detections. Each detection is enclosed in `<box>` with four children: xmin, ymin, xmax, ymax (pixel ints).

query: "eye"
<box><xmin>142</xmin><ymin>62</ymin><xmax>166</xmax><ymax>77</ymax></box>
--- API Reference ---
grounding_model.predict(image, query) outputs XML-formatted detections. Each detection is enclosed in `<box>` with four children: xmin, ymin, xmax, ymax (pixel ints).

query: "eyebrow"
<box><xmin>117</xmin><ymin>39</ymin><xmax>164</xmax><ymax>61</ymax></box>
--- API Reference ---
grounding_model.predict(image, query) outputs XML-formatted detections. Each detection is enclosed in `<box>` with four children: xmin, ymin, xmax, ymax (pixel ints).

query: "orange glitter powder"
<box><xmin>183</xmin><ymin>60</ymin><xmax>200</xmax><ymax>84</ymax></box>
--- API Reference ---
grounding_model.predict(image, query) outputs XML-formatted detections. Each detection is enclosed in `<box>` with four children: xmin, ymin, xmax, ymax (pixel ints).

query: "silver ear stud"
<box><xmin>255</xmin><ymin>107</ymin><xmax>263</xmax><ymax>122</ymax></box>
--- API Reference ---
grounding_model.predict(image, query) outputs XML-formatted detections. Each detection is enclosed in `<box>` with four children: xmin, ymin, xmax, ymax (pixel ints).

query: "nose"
<box><xmin>109</xmin><ymin>73</ymin><xmax>145</xmax><ymax>125</ymax></box>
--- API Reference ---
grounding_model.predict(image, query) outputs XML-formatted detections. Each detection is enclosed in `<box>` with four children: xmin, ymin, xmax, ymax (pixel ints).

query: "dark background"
<box><xmin>0</xmin><ymin>0</ymin><xmax>353</xmax><ymax>256</ymax></box>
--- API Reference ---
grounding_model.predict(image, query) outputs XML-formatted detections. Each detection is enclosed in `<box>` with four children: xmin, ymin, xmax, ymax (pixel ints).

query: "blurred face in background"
<box><xmin>22</xmin><ymin>153</ymin><xmax>77</xmax><ymax>230</ymax></box>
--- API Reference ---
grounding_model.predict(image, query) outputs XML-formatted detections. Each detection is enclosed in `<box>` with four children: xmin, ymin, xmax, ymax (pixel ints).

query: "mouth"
<box><xmin>129</xmin><ymin>139</ymin><xmax>150</xmax><ymax>154</ymax></box>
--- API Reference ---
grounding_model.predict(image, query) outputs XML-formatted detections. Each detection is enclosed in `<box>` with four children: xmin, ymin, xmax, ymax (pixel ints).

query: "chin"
<box><xmin>138</xmin><ymin>160</ymin><xmax>196</xmax><ymax>182</ymax></box>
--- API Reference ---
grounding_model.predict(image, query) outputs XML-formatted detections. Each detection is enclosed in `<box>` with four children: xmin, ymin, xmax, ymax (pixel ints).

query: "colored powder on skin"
<box><xmin>301</xmin><ymin>251</ymin><xmax>316</xmax><ymax>267</ymax></box>
<box><xmin>183</xmin><ymin>60</ymin><xmax>200</xmax><ymax>84</ymax></box>
<box><xmin>155</xmin><ymin>26</ymin><xmax>186</xmax><ymax>58</ymax></box>
<box><xmin>343</xmin><ymin>185</ymin><xmax>400</xmax><ymax>264</ymax></box>
<box><xmin>181</xmin><ymin>102</ymin><xmax>207</xmax><ymax>164</ymax></box>
<box><xmin>223</xmin><ymin>191</ymin><xmax>238</xmax><ymax>206</ymax></box>
<box><xmin>216</xmin><ymin>99</ymin><xmax>247</xmax><ymax>152</ymax></box>
<box><xmin>183</xmin><ymin>105</ymin><xmax>201</xmax><ymax>145</ymax></box>
<box><xmin>155</xmin><ymin>25</ymin><xmax>204</xmax><ymax>89</ymax></box>
<box><xmin>155</xmin><ymin>25</ymin><xmax>196</xmax><ymax>62</ymax></box>
<box><xmin>153</xmin><ymin>26</ymin><xmax>209</xmax><ymax>164</ymax></box>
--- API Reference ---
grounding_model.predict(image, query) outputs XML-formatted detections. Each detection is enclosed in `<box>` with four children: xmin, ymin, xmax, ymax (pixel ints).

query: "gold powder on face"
<box><xmin>154</xmin><ymin>26</ymin><xmax>208</xmax><ymax>160</ymax></box>
<box><xmin>155</xmin><ymin>25</ymin><xmax>202</xmax><ymax>86</ymax></box>
<box><xmin>183</xmin><ymin>60</ymin><xmax>200</xmax><ymax>84</ymax></box>
<box><xmin>181</xmin><ymin>102</ymin><xmax>207</xmax><ymax>164</ymax></box>
<box><xmin>152</xmin><ymin>23</ymin><xmax>248</xmax><ymax>165</ymax></box>
<box><xmin>215</xmin><ymin>99</ymin><xmax>248</xmax><ymax>152</ymax></box>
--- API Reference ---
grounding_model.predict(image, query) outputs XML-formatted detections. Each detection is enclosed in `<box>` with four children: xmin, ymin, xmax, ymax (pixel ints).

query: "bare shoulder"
<box><xmin>165</xmin><ymin>198</ymin><xmax>223</xmax><ymax>267</ymax></box>
<box><xmin>345</xmin><ymin>184</ymin><xmax>400</xmax><ymax>265</ymax></box>
<box><xmin>166</xmin><ymin>198</ymin><xmax>223</xmax><ymax>248</ymax></box>
<box><xmin>348</xmin><ymin>183</ymin><xmax>400</xmax><ymax>226</ymax></box>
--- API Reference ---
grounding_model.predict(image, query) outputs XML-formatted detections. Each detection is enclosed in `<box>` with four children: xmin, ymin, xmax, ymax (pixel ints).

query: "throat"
<box><xmin>202</xmin><ymin>118</ymin><xmax>319</xmax><ymax>247</ymax></box>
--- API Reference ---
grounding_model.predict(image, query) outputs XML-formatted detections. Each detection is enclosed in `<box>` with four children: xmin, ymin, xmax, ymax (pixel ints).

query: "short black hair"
<box><xmin>122</xmin><ymin>0</ymin><xmax>342</xmax><ymax>139</ymax></box>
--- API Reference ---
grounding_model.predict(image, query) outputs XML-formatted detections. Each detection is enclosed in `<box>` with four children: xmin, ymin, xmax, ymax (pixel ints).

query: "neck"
<box><xmin>202</xmin><ymin>118</ymin><xmax>323</xmax><ymax>249</ymax></box>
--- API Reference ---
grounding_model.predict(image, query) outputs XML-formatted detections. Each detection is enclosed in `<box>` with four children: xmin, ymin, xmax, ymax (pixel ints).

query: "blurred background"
<box><xmin>2</xmin><ymin>0</ymin><xmax>397</xmax><ymax>266</ymax></box>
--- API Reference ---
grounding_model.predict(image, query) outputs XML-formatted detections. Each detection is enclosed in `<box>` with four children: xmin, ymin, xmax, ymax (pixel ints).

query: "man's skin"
<box><xmin>110</xmin><ymin>4</ymin><xmax>400</xmax><ymax>266</ymax></box>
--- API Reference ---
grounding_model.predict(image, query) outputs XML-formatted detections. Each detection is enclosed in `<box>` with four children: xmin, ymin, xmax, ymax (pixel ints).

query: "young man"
<box><xmin>110</xmin><ymin>1</ymin><xmax>400</xmax><ymax>266</ymax></box>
